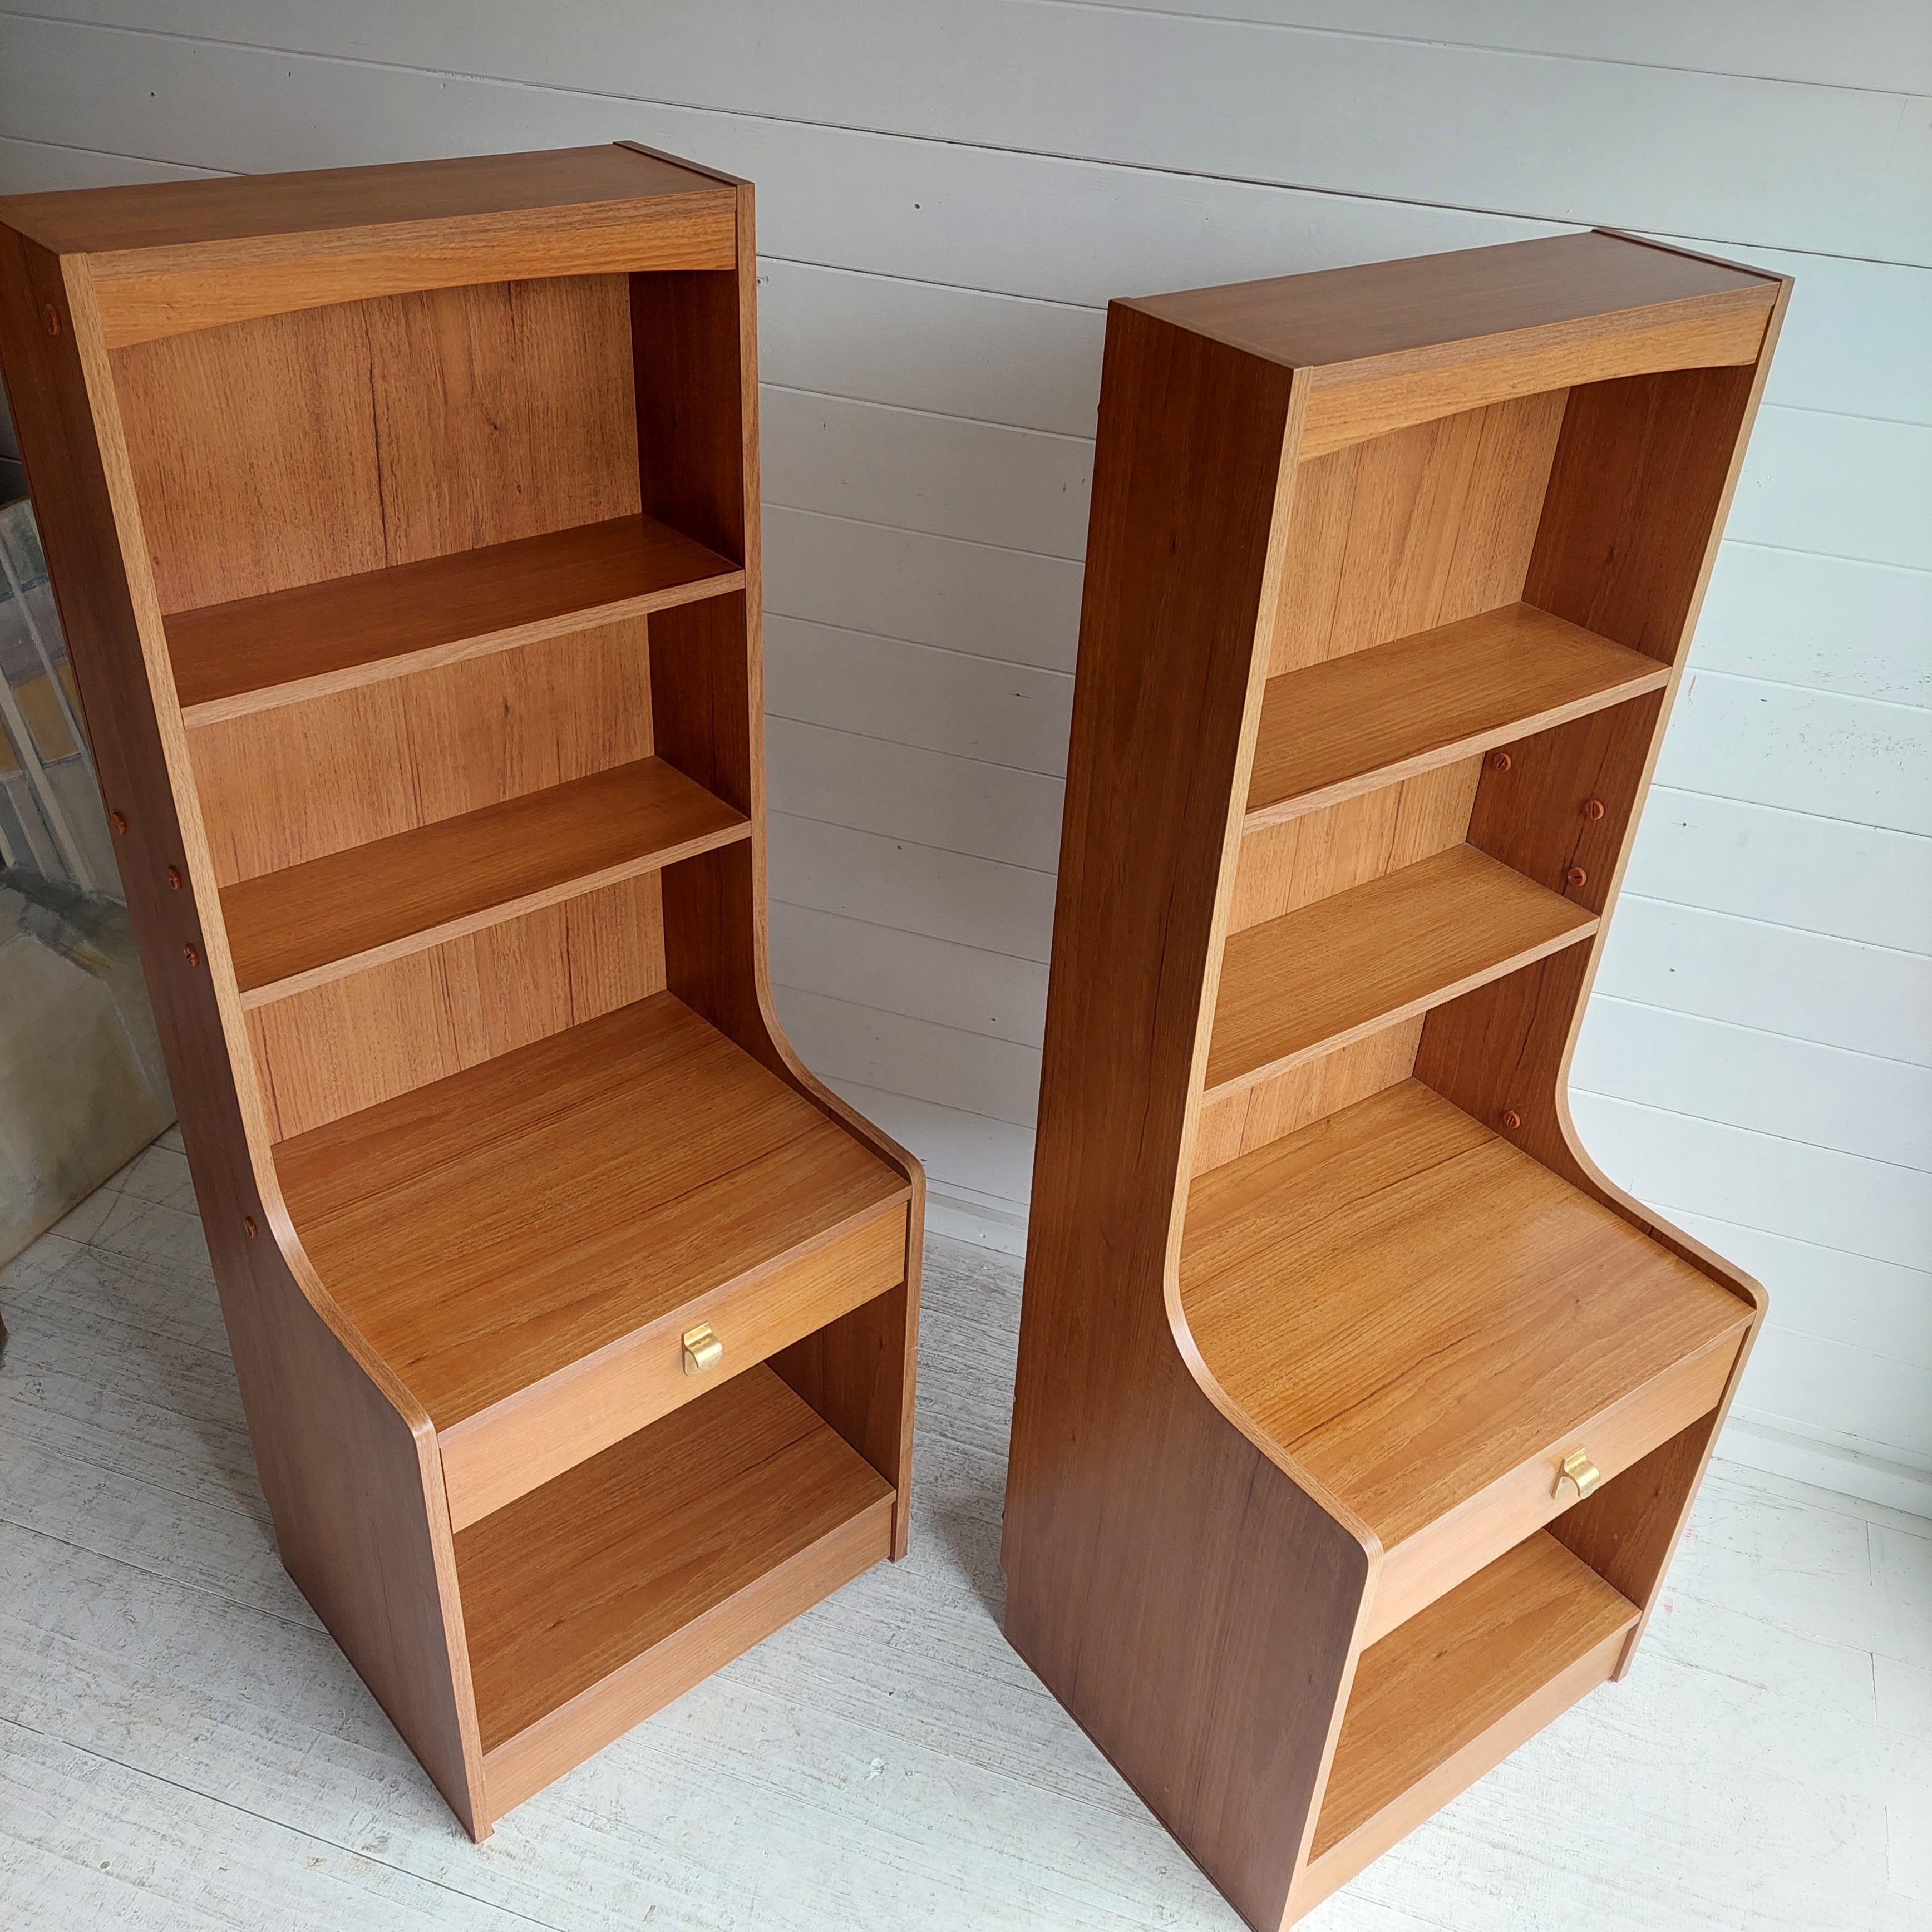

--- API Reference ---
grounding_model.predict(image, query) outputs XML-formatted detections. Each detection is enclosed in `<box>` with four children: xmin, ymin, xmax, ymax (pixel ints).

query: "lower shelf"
<box><xmin>455</xmin><ymin>1363</ymin><xmax>894</xmax><ymax>1822</ymax></box>
<box><xmin>1299</xmin><ymin>1531</ymin><xmax>1636</xmax><ymax>1913</ymax></box>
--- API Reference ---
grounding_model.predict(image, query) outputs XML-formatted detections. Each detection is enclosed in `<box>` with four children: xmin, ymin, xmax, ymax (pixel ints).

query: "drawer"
<box><xmin>1359</xmin><ymin>1324</ymin><xmax>1743</xmax><ymax>1646</ymax></box>
<box><xmin>438</xmin><ymin>1201</ymin><xmax>908</xmax><ymax>1531</ymax></box>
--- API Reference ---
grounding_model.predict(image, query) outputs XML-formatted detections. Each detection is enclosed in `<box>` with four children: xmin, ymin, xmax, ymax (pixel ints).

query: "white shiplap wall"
<box><xmin>1</xmin><ymin>2</ymin><xmax>1925</xmax><ymax>1509</ymax></box>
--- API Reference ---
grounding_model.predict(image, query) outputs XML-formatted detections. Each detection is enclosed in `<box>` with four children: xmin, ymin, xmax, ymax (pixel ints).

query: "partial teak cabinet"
<box><xmin>0</xmin><ymin>145</ymin><xmax>924</xmax><ymax>1834</ymax></box>
<box><xmin>1003</xmin><ymin>232</ymin><xmax>1787</xmax><ymax>1927</ymax></box>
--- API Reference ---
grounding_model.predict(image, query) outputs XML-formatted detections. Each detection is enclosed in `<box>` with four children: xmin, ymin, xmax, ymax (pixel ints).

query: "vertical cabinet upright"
<box><xmin>1003</xmin><ymin>232</ymin><xmax>1786</xmax><ymax>1928</ymax></box>
<box><xmin>0</xmin><ymin>145</ymin><xmax>923</xmax><ymax>1835</ymax></box>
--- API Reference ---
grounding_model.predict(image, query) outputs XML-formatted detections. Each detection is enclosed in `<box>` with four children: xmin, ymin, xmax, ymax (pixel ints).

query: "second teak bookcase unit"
<box><xmin>1003</xmin><ymin>231</ymin><xmax>1787</xmax><ymax>1928</ymax></box>
<box><xmin>0</xmin><ymin>144</ymin><xmax>924</xmax><ymax>1835</ymax></box>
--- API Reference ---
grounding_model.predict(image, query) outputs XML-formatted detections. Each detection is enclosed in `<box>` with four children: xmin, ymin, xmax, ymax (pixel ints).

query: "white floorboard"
<box><xmin>1</xmin><ymin>1135</ymin><xmax>1925</xmax><ymax>1929</ymax></box>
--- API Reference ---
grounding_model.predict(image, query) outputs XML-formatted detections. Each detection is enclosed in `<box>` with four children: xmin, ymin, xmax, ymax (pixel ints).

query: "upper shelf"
<box><xmin>1246</xmin><ymin>603</ymin><xmax>1669</xmax><ymax>827</ymax></box>
<box><xmin>167</xmin><ymin>512</ymin><xmax>744</xmax><ymax>727</ymax></box>
<box><xmin>1205</xmin><ymin>844</ymin><xmax>1596</xmax><ymax>1099</ymax></box>
<box><xmin>275</xmin><ymin>992</ymin><xmax>911</xmax><ymax>1441</ymax></box>
<box><xmin>1179</xmin><ymin>1080</ymin><xmax>1751</xmax><ymax>1557</ymax></box>
<box><xmin>223</xmin><ymin>755</ymin><xmax>749</xmax><ymax>1006</ymax></box>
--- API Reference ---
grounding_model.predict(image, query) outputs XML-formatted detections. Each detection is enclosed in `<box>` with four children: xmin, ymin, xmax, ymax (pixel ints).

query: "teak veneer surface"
<box><xmin>1204</xmin><ymin>844</ymin><xmax>1596</xmax><ymax>1096</ymax></box>
<box><xmin>1181</xmin><ymin>1081</ymin><xmax>1751</xmax><ymax>1550</ymax></box>
<box><xmin>1310</xmin><ymin>1531</ymin><xmax>1636</xmax><ymax>1860</ymax></box>
<box><xmin>276</xmin><ymin>992</ymin><xmax>909</xmax><ymax>1431</ymax></box>
<box><xmin>223</xmin><ymin>755</ymin><xmax>748</xmax><ymax>1002</ymax></box>
<box><xmin>167</xmin><ymin>512</ymin><xmax>742</xmax><ymax>724</ymax></box>
<box><xmin>1247</xmin><ymin>602</ymin><xmax>1669</xmax><ymax>822</ymax></box>
<box><xmin>455</xmin><ymin>1364</ymin><xmax>893</xmax><ymax>1752</ymax></box>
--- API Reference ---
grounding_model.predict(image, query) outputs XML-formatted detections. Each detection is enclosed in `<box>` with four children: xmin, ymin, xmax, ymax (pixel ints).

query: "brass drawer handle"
<box><xmin>682</xmin><ymin>1323</ymin><xmax>723</xmax><ymax>1376</ymax></box>
<box><xmin>1554</xmin><ymin>1447</ymin><xmax>1602</xmax><ymax>1501</ymax></box>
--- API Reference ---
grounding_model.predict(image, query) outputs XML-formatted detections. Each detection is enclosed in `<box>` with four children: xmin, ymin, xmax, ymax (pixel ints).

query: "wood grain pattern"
<box><xmin>1205</xmin><ymin>844</ymin><xmax>1598</xmax><ymax>1096</ymax></box>
<box><xmin>1228</xmin><ymin>760</ymin><xmax>1476</xmax><ymax>934</ymax></box>
<box><xmin>169</xmin><ymin>515</ymin><xmax>740</xmax><ymax>726</ymax></box>
<box><xmin>187</xmin><ymin>619</ymin><xmax>659</xmax><ymax>886</ymax></box>
<box><xmin>1181</xmin><ymin>1081</ymin><xmax>1750</xmax><ymax>1550</ymax></box>
<box><xmin>224</xmin><ymin>756</ymin><xmax>748</xmax><ymax>1003</ymax></box>
<box><xmin>0</xmin><ymin>219</ymin><xmax>487</xmax><ymax>1828</ymax></box>
<box><xmin>3</xmin><ymin>147</ymin><xmax>926</xmax><ymax>1837</ymax></box>
<box><xmin>114</xmin><ymin>273</ymin><xmax>644</xmax><ymax>614</ymax></box>
<box><xmin>1247</xmin><ymin>601</ymin><xmax>1669</xmax><ymax>824</ymax></box>
<box><xmin>244</xmin><ymin>870</ymin><xmax>667</xmax><ymax>1141</ymax></box>
<box><xmin>438</xmin><ymin>1205</ymin><xmax>908</xmax><ymax>1533</ymax></box>
<box><xmin>1003</xmin><ymin>299</ymin><xmax>1373</xmax><ymax>1932</ymax></box>
<box><xmin>0</xmin><ymin>145</ymin><xmax>736</xmax><ymax>347</ymax></box>
<box><xmin>276</xmin><ymin>992</ymin><xmax>909</xmax><ymax>1428</ymax></box>
<box><xmin>1267</xmin><ymin>389</ymin><xmax>1565</xmax><ymax>676</ymax></box>
<box><xmin>455</xmin><ymin>1364</ymin><xmax>891</xmax><ymax>1757</ymax></box>
<box><xmin>1301</xmin><ymin>1532</ymin><xmax>1635</xmax><ymax>1900</ymax></box>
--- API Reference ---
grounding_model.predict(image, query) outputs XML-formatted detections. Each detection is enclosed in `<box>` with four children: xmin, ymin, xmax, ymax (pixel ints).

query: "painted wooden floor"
<box><xmin>1</xmin><ymin>1132</ymin><xmax>1926</xmax><ymax>1930</ymax></box>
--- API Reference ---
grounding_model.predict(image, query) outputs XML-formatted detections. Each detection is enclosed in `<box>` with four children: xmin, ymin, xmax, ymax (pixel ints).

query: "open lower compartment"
<box><xmin>274</xmin><ymin>986</ymin><xmax>911</xmax><ymax>1529</ymax></box>
<box><xmin>455</xmin><ymin>1363</ymin><xmax>896</xmax><ymax>1818</ymax></box>
<box><xmin>1299</xmin><ymin>1530</ymin><xmax>1638</xmax><ymax>1910</ymax></box>
<box><xmin>1181</xmin><ymin>1072</ymin><xmax>1751</xmax><ymax>1640</ymax></box>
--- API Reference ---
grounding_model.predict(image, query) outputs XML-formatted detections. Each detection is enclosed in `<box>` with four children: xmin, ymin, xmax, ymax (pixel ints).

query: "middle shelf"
<box><xmin>1204</xmin><ymin>844</ymin><xmax>1596</xmax><ymax>1100</ymax></box>
<box><xmin>223</xmin><ymin>755</ymin><xmax>750</xmax><ymax>1004</ymax></box>
<box><xmin>276</xmin><ymin>991</ymin><xmax>913</xmax><ymax>1530</ymax></box>
<box><xmin>1180</xmin><ymin>1079</ymin><xmax>1749</xmax><ymax>1639</ymax></box>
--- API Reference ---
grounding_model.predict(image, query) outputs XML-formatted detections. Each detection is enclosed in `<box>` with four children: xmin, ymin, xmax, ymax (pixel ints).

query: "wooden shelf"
<box><xmin>277</xmin><ymin>991</ymin><xmax>910</xmax><ymax>1523</ymax></box>
<box><xmin>223</xmin><ymin>755</ymin><xmax>749</xmax><ymax>1004</ymax></box>
<box><xmin>1182</xmin><ymin>1081</ymin><xmax>1748</xmax><ymax>1608</ymax></box>
<box><xmin>456</xmin><ymin>1364</ymin><xmax>894</xmax><ymax>1817</ymax></box>
<box><xmin>1246</xmin><ymin>602</ymin><xmax>1669</xmax><ymax>826</ymax></box>
<box><xmin>168</xmin><ymin>512</ymin><xmax>745</xmax><ymax>726</ymax></box>
<box><xmin>1301</xmin><ymin>1532</ymin><xmax>1637</xmax><ymax>1908</ymax></box>
<box><xmin>1204</xmin><ymin>844</ymin><xmax>1596</xmax><ymax>1098</ymax></box>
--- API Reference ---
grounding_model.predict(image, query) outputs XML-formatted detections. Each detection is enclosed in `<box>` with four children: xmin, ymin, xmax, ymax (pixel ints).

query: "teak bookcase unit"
<box><xmin>1003</xmin><ymin>231</ymin><xmax>1788</xmax><ymax>1928</ymax></box>
<box><xmin>0</xmin><ymin>145</ymin><xmax>924</xmax><ymax>1835</ymax></box>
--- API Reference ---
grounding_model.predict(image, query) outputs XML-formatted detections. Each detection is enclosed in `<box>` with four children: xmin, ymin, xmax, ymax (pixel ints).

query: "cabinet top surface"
<box><xmin>0</xmin><ymin>142</ymin><xmax>728</xmax><ymax>258</ymax></box>
<box><xmin>1128</xmin><ymin>229</ymin><xmax>1780</xmax><ymax>372</ymax></box>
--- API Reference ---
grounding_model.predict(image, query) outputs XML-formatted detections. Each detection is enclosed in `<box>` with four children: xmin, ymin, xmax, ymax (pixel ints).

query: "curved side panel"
<box><xmin>1004</xmin><ymin>304</ymin><xmax>1369</xmax><ymax>1932</ymax></box>
<box><xmin>0</xmin><ymin>224</ymin><xmax>486</xmax><ymax>1833</ymax></box>
<box><xmin>631</xmin><ymin>186</ymin><xmax>925</xmax><ymax>1552</ymax></box>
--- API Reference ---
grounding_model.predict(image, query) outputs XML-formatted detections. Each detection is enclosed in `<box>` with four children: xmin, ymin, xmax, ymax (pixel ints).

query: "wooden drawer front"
<box><xmin>1360</xmin><ymin>1325</ymin><xmax>1742</xmax><ymax>1646</ymax></box>
<box><xmin>438</xmin><ymin>1203</ymin><xmax>908</xmax><ymax>1531</ymax></box>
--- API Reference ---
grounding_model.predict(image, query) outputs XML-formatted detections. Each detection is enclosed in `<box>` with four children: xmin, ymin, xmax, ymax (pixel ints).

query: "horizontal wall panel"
<box><xmin>1694</xmin><ymin>548</ymin><xmax>1932</xmax><ymax>708</ymax></box>
<box><xmin>767</xmin><ymin>617</ymin><xmax>1073</xmax><ymax>779</ymax></box>
<box><xmin>768</xmin><ymin>815</ymin><xmax>1054</xmax><ymax>964</ymax></box>
<box><xmin>763</xmin><ymin>260</ymin><xmax>1105</xmax><ymax>439</ymax></box>
<box><xmin>11</xmin><ymin>8</ymin><xmax>1925</xmax><ymax>259</ymax></box>
<box><xmin>775</xmin><ymin>987</ymin><xmax>1041</xmax><ymax>1130</ymax></box>
<box><xmin>0</xmin><ymin>132</ymin><xmax>218</xmax><ymax>191</ymax></box>
<box><xmin>1653</xmin><ymin>674</ymin><xmax>1931</xmax><ymax>836</ymax></box>
<box><xmin>1667</xmin><ymin>1209</ymin><xmax>1932</xmax><ymax>1371</ymax></box>
<box><xmin>764</xmin><ymin>509</ymin><xmax>1083</xmax><ymax>677</ymax></box>
<box><xmin>1573</xmin><ymin>1000</ymin><xmax>1931</xmax><ymax>1173</ymax></box>
<box><xmin>1594</xmin><ymin>898</ymin><xmax>1932</xmax><ymax>1067</ymax></box>
<box><xmin>1736</xmin><ymin>1328</ymin><xmax>1932</xmax><ymax>1464</ymax></box>
<box><xmin>1092</xmin><ymin>1</ymin><xmax>1932</xmax><ymax>96</ymax></box>
<box><xmin>1729</xmin><ymin>409</ymin><xmax>1932</xmax><ymax>571</ymax></box>
<box><xmin>770</xmin><ymin>901</ymin><xmax>1047</xmax><ymax>1050</ymax></box>
<box><xmin>763</xmin><ymin>387</ymin><xmax>1092</xmax><ymax>561</ymax></box>
<box><xmin>818</xmin><ymin>1077</ymin><xmax>1037</xmax><ymax>1210</ymax></box>
<box><xmin>1623</xmin><ymin>792</ymin><xmax>1932</xmax><ymax>955</ymax></box>
<box><xmin>766</xmin><ymin>718</ymin><xmax>1065</xmax><ymax>873</ymax></box>
<box><xmin>1570</xmin><ymin>1092</ymin><xmax>1929</xmax><ymax>1274</ymax></box>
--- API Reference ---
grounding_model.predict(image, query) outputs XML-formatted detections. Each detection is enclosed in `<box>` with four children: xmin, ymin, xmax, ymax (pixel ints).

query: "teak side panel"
<box><xmin>0</xmin><ymin>221</ymin><xmax>485</xmax><ymax>1828</ymax></box>
<box><xmin>1003</xmin><ymin>302</ymin><xmax>1369</xmax><ymax>1932</ymax></box>
<box><xmin>1009</xmin><ymin>233</ymin><xmax>1787</xmax><ymax>1931</ymax></box>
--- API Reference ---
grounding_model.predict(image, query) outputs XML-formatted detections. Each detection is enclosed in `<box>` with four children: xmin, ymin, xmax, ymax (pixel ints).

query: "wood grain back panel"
<box><xmin>111</xmin><ymin>272</ymin><xmax>640</xmax><ymax>612</ymax></box>
<box><xmin>1229</xmin><ymin>759</ymin><xmax>1477</xmax><ymax>933</ymax></box>
<box><xmin>189</xmin><ymin>619</ymin><xmax>656</xmax><ymax>885</ymax></box>
<box><xmin>1269</xmin><ymin>389</ymin><xmax>1565</xmax><ymax>676</ymax></box>
<box><xmin>246</xmin><ymin>870</ymin><xmax>666</xmax><ymax>1140</ymax></box>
